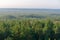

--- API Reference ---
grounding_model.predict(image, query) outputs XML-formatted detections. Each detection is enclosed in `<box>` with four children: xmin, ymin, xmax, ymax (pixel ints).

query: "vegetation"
<box><xmin>0</xmin><ymin>18</ymin><xmax>60</xmax><ymax>40</ymax></box>
<box><xmin>0</xmin><ymin>9</ymin><xmax>60</xmax><ymax>40</ymax></box>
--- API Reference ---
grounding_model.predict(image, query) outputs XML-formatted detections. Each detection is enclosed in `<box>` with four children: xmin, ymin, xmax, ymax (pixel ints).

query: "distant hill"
<box><xmin>0</xmin><ymin>8</ymin><xmax>60</xmax><ymax>20</ymax></box>
<box><xmin>0</xmin><ymin>8</ymin><xmax>60</xmax><ymax>13</ymax></box>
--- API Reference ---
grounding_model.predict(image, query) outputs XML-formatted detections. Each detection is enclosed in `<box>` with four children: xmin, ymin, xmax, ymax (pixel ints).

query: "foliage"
<box><xmin>0</xmin><ymin>19</ymin><xmax>60</xmax><ymax>40</ymax></box>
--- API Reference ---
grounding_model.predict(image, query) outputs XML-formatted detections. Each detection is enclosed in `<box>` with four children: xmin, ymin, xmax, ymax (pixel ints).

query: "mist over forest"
<box><xmin>0</xmin><ymin>8</ymin><xmax>60</xmax><ymax>40</ymax></box>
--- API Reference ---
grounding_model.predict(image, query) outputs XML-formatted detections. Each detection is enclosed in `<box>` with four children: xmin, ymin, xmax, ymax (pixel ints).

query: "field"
<box><xmin>0</xmin><ymin>9</ymin><xmax>60</xmax><ymax>40</ymax></box>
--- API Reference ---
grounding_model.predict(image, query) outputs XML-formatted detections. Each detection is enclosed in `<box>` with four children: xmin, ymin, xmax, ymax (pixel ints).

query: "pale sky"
<box><xmin>0</xmin><ymin>0</ymin><xmax>60</xmax><ymax>9</ymax></box>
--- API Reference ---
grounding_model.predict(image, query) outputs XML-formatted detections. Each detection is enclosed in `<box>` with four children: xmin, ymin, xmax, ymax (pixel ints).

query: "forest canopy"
<box><xmin>0</xmin><ymin>19</ymin><xmax>60</xmax><ymax>40</ymax></box>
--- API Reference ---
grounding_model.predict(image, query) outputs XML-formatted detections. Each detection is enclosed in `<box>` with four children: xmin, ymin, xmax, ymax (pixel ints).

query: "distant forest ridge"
<box><xmin>0</xmin><ymin>8</ymin><xmax>60</xmax><ymax>20</ymax></box>
<box><xmin>0</xmin><ymin>8</ymin><xmax>60</xmax><ymax>13</ymax></box>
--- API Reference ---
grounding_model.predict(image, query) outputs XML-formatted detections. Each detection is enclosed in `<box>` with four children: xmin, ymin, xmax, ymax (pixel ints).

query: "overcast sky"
<box><xmin>0</xmin><ymin>0</ymin><xmax>60</xmax><ymax>9</ymax></box>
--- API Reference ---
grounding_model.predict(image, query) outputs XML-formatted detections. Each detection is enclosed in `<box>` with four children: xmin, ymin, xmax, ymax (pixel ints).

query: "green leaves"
<box><xmin>0</xmin><ymin>19</ymin><xmax>60</xmax><ymax>40</ymax></box>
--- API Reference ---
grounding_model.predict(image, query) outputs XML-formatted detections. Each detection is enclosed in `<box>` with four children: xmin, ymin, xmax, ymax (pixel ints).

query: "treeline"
<box><xmin>0</xmin><ymin>19</ymin><xmax>60</xmax><ymax>40</ymax></box>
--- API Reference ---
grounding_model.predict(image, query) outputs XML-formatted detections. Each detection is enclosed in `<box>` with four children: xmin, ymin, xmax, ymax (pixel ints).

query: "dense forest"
<box><xmin>0</xmin><ymin>18</ymin><xmax>60</xmax><ymax>40</ymax></box>
<box><xmin>0</xmin><ymin>9</ymin><xmax>60</xmax><ymax>40</ymax></box>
